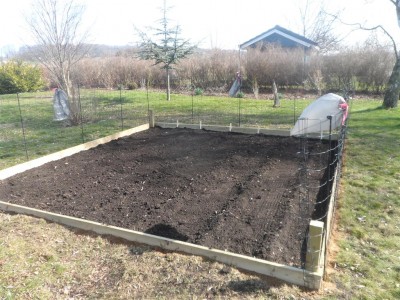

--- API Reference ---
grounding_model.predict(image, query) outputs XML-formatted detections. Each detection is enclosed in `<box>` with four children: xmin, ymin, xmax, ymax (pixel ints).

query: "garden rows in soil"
<box><xmin>0</xmin><ymin>127</ymin><xmax>329</xmax><ymax>267</ymax></box>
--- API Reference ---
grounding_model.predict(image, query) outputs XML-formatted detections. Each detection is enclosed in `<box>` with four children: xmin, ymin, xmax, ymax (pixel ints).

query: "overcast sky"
<box><xmin>0</xmin><ymin>0</ymin><xmax>397</xmax><ymax>54</ymax></box>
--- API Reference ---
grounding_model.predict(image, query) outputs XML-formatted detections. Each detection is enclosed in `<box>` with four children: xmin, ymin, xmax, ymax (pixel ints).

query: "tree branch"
<box><xmin>325</xmin><ymin>11</ymin><xmax>399</xmax><ymax>60</ymax></box>
<box><xmin>345</xmin><ymin>22</ymin><xmax>397</xmax><ymax>60</ymax></box>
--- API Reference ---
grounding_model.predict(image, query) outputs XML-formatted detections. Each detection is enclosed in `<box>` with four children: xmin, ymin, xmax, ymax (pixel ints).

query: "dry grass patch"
<box><xmin>0</xmin><ymin>212</ymin><xmax>343</xmax><ymax>299</ymax></box>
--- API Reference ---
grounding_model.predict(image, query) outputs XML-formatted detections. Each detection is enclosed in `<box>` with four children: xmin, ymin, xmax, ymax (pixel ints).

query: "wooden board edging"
<box><xmin>322</xmin><ymin>167</ymin><xmax>340</xmax><ymax>280</ymax></box>
<box><xmin>304</xmin><ymin>166</ymin><xmax>340</xmax><ymax>286</ymax></box>
<box><xmin>155</xmin><ymin>122</ymin><xmax>291</xmax><ymax>137</ymax></box>
<box><xmin>155</xmin><ymin>122</ymin><xmax>338</xmax><ymax>140</ymax></box>
<box><xmin>0</xmin><ymin>200</ymin><xmax>322</xmax><ymax>289</ymax></box>
<box><xmin>0</xmin><ymin>124</ymin><xmax>149</xmax><ymax>180</ymax></box>
<box><xmin>325</xmin><ymin>168</ymin><xmax>339</xmax><ymax>245</ymax></box>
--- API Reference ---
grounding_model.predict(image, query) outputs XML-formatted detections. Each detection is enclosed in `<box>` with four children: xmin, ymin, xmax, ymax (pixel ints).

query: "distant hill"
<box><xmin>12</xmin><ymin>44</ymin><xmax>137</xmax><ymax>61</ymax></box>
<box><xmin>0</xmin><ymin>44</ymin><xmax>18</xmax><ymax>59</ymax></box>
<box><xmin>84</xmin><ymin>44</ymin><xmax>136</xmax><ymax>57</ymax></box>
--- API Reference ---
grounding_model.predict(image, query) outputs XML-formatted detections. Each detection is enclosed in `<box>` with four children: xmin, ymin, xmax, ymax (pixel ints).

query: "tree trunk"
<box><xmin>397</xmin><ymin>0</ymin><xmax>400</xmax><ymax>27</ymax></box>
<box><xmin>166</xmin><ymin>68</ymin><xmax>171</xmax><ymax>101</ymax></box>
<box><xmin>383</xmin><ymin>57</ymin><xmax>400</xmax><ymax>108</ymax></box>
<box><xmin>252</xmin><ymin>78</ymin><xmax>259</xmax><ymax>99</ymax></box>
<box><xmin>273</xmin><ymin>80</ymin><xmax>280</xmax><ymax>107</ymax></box>
<box><xmin>58</xmin><ymin>69</ymin><xmax>78</xmax><ymax>125</ymax></box>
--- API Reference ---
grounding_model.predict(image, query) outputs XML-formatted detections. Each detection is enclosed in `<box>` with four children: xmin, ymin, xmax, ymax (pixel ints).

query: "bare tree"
<box><xmin>25</xmin><ymin>0</ymin><xmax>89</xmax><ymax>98</ymax></box>
<box><xmin>136</xmin><ymin>0</ymin><xmax>195</xmax><ymax>101</ymax></box>
<box><xmin>297</xmin><ymin>0</ymin><xmax>341</xmax><ymax>53</ymax></box>
<box><xmin>336</xmin><ymin>1</ymin><xmax>399</xmax><ymax>108</ymax></box>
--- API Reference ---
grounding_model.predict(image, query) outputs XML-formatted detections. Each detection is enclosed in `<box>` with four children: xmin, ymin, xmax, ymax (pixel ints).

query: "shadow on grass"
<box><xmin>221</xmin><ymin>277</ymin><xmax>308</xmax><ymax>296</ymax></box>
<box><xmin>225</xmin><ymin>279</ymin><xmax>272</xmax><ymax>293</ymax></box>
<box><xmin>348</xmin><ymin>119</ymin><xmax>400</xmax><ymax>135</ymax></box>
<box><xmin>350</xmin><ymin>106</ymin><xmax>385</xmax><ymax>114</ymax></box>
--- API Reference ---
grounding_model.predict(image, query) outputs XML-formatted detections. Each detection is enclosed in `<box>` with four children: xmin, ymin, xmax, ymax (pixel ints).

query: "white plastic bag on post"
<box><xmin>53</xmin><ymin>88</ymin><xmax>71</xmax><ymax>121</ymax></box>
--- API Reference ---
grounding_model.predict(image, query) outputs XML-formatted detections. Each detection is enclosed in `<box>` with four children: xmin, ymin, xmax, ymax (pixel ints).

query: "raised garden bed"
<box><xmin>0</xmin><ymin>125</ymin><xmax>332</xmax><ymax>288</ymax></box>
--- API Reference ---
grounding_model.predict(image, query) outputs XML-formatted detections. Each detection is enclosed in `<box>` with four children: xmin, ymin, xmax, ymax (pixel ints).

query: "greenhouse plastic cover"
<box><xmin>290</xmin><ymin>93</ymin><xmax>345</xmax><ymax>136</ymax></box>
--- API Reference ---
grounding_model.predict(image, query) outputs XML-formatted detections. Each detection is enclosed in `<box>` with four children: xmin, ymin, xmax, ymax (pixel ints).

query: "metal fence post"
<box><xmin>16</xmin><ymin>93</ymin><xmax>29</xmax><ymax>161</ymax></box>
<box><xmin>77</xmin><ymin>85</ymin><xmax>85</xmax><ymax>143</ymax></box>
<box><xmin>119</xmin><ymin>87</ymin><xmax>124</xmax><ymax>130</ymax></box>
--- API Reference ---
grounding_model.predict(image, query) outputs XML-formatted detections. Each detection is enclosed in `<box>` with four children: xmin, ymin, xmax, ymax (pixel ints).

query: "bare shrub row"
<box><xmin>70</xmin><ymin>44</ymin><xmax>394</xmax><ymax>95</ymax></box>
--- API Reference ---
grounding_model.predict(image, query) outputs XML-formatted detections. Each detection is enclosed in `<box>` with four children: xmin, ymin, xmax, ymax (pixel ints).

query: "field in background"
<box><xmin>0</xmin><ymin>95</ymin><xmax>399</xmax><ymax>299</ymax></box>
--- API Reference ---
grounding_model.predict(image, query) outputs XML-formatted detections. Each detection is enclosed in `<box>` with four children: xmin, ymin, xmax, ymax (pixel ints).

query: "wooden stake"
<box><xmin>306</xmin><ymin>220</ymin><xmax>324</xmax><ymax>272</ymax></box>
<box><xmin>149</xmin><ymin>110</ymin><xmax>155</xmax><ymax>128</ymax></box>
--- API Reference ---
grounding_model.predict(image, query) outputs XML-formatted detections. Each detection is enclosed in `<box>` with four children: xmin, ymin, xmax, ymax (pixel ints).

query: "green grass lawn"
<box><xmin>331</xmin><ymin>99</ymin><xmax>400</xmax><ymax>299</ymax></box>
<box><xmin>0</xmin><ymin>91</ymin><xmax>399</xmax><ymax>298</ymax></box>
<box><xmin>0</xmin><ymin>90</ymin><xmax>311</xmax><ymax>169</ymax></box>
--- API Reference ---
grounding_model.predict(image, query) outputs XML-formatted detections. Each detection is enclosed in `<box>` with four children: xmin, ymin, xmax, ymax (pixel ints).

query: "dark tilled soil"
<box><xmin>0</xmin><ymin>127</ymin><xmax>329</xmax><ymax>267</ymax></box>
